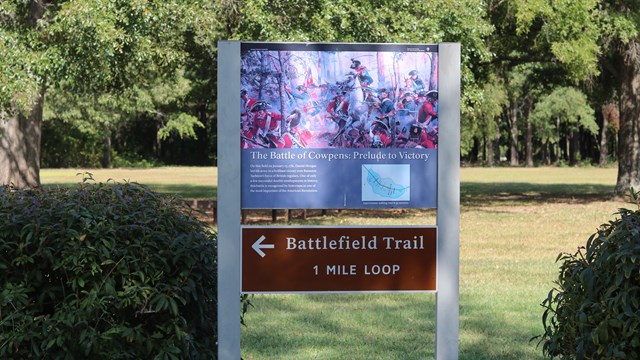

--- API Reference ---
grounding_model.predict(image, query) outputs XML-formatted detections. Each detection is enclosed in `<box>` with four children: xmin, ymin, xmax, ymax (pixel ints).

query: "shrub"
<box><xmin>536</xmin><ymin>189</ymin><xmax>640</xmax><ymax>359</ymax></box>
<box><xmin>0</xmin><ymin>179</ymin><xmax>218</xmax><ymax>359</ymax></box>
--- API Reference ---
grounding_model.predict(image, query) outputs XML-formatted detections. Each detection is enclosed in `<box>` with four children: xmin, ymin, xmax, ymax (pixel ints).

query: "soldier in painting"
<box><xmin>350</xmin><ymin>59</ymin><xmax>374</xmax><ymax>87</ymax></box>
<box><xmin>244</xmin><ymin>100</ymin><xmax>283</xmax><ymax>148</ymax></box>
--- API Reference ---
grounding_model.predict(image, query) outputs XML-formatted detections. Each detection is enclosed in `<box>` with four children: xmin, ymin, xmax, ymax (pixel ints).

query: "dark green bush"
<box><xmin>0</xmin><ymin>180</ymin><xmax>217</xmax><ymax>359</ymax></box>
<box><xmin>537</xmin><ymin>189</ymin><xmax>640</xmax><ymax>359</ymax></box>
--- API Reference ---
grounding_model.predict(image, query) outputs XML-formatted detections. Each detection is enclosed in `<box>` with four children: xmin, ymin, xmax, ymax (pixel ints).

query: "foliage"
<box><xmin>536</xmin><ymin>188</ymin><xmax>640</xmax><ymax>359</ymax></box>
<box><xmin>111</xmin><ymin>112</ymin><xmax>213</xmax><ymax>167</ymax></box>
<box><xmin>136</xmin><ymin>71</ymin><xmax>204</xmax><ymax>142</ymax></box>
<box><xmin>43</xmin><ymin>67</ymin><xmax>211</xmax><ymax>168</ymax></box>
<box><xmin>477</xmin><ymin>0</ymin><xmax>613</xmax><ymax>165</ymax></box>
<box><xmin>474</xmin><ymin>74</ymin><xmax>508</xmax><ymax>139</ymax></box>
<box><xmin>110</xmin><ymin>151</ymin><xmax>164</xmax><ymax>169</ymax></box>
<box><xmin>0</xmin><ymin>1</ymin><xmax>45</xmax><ymax>117</ymax></box>
<box><xmin>156</xmin><ymin>113</ymin><xmax>204</xmax><ymax>142</ymax></box>
<box><xmin>0</xmin><ymin>179</ymin><xmax>219</xmax><ymax>359</ymax></box>
<box><xmin>0</xmin><ymin>29</ymin><xmax>41</xmax><ymax>117</ymax></box>
<box><xmin>1</xmin><ymin>0</ymin><xmax>210</xmax><ymax>105</ymax></box>
<box><xmin>4</xmin><ymin>0</ymin><xmax>640</xmax><ymax>171</ymax></box>
<box><xmin>504</xmin><ymin>0</ymin><xmax>602</xmax><ymax>81</ymax></box>
<box><xmin>41</xmin><ymin>117</ymin><xmax>104</xmax><ymax>168</ymax></box>
<box><xmin>45</xmin><ymin>69</ymin><xmax>205</xmax><ymax>158</ymax></box>
<box><xmin>44</xmin><ymin>89</ymin><xmax>127</xmax><ymax>140</ymax></box>
<box><xmin>529</xmin><ymin>87</ymin><xmax>598</xmax><ymax>145</ymax></box>
<box><xmin>1</xmin><ymin>0</ymin><xmax>222</xmax><ymax>181</ymax></box>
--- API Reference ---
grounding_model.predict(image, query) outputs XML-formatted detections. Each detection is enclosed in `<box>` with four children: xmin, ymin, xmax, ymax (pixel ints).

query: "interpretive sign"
<box><xmin>240</xmin><ymin>43</ymin><xmax>439</xmax><ymax>209</ymax></box>
<box><xmin>218</xmin><ymin>41</ymin><xmax>460</xmax><ymax>360</ymax></box>
<box><xmin>242</xmin><ymin>226</ymin><xmax>437</xmax><ymax>293</ymax></box>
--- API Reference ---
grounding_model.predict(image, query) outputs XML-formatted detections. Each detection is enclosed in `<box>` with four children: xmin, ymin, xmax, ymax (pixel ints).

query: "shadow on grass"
<box><xmin>241</xmin><ymin>182</ymin><xmax>616</xmax><ymax>225</ymax></box>
<box><xmin>242</xmin><ymin>294</ymin><xmax>436</xmax><ymax>360</ymax></box>
<box><xmin>458</xmin><ymin>298</ymin><xmax>545</xmax><ymax>360</ymax></box>
<box><xmin>242</xmin><ymin>293</ymin><xmax>544</xmax><ymax>360</ymax></box>
<box><xmin>462</xmin><ymin>182</ymin><xmax>616</xmax><ymax>207</ymax></box>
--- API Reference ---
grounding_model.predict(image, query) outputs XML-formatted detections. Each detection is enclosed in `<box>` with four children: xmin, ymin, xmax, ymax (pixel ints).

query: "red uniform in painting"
<box><xmin>417</xmin><ymin>100</ymin><xmax>437</xmax><ymax>124</ymax></box>
<box><xmin>243</xmin><ymin>101</ymin><xmax>283</xmax><ymax>148</ymax></box>
<box><xmin>416</xmin><ymin>90</ymin><xmax>438</xmax><ymax>148</ymax></box>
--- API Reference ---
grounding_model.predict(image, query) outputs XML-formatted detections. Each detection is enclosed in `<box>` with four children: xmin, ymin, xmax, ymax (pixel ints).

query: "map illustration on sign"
<box><xmin>362</xmin><ymin>164</ymin><xmax>411</xmax><ymax>201</ymax></box>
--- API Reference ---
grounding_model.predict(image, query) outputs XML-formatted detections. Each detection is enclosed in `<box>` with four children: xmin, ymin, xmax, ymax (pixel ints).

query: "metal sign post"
<box><xmin>436</xmin><ymin>42</ymin><xmax>461</xmax><ymax>360</ymax></box>
<box><xmin>217</xmin><ymin>40</ymin><xmax>242</xmax><ymax>359</ymax></box>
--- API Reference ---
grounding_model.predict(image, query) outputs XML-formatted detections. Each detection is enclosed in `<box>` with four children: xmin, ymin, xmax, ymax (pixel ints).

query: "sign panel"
<box><xmin>242</xmin><ymin>226</ymin><xmax>437</xmax><ymax>293</ymax></box>
<box><xmin>219</xmin><ymin>41</ymin><xmax>459</xmax><ymax>359</ymax></box>
<box><xmin>240</xmin><ymin>43</ymin><xmax>439</xmax><ymax>209</ymax></box>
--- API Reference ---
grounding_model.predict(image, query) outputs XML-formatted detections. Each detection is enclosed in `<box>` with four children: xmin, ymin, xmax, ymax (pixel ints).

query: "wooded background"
<box><xmin>1</xmin><ymin>0</ymin><xmax>639</xmax><ymax>193</ymax></box>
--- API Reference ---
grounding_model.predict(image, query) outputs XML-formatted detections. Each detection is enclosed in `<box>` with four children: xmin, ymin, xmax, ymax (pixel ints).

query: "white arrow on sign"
<box><xmin>252</xmin><ymin>235</ymin><xmax>275</xmax><ymax>258</ymax></box>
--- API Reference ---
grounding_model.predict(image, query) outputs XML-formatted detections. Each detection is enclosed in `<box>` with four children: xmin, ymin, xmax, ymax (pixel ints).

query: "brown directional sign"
<box><xmin>241</xmin><ymin>226</ymin><xmax>437</xmax><ymax>293</ymax></box>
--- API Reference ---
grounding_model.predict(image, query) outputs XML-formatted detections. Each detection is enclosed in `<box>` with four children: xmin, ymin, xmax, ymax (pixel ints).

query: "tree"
<box><xmin>0</xmin><ymin>0</ymin><xmax>219</xmax><ymax>187</ymax></box>
<box><xmin>529</xmin><ymin>87</ymin><xmax>598</xmax><ymax>165</ymax></box>
<box><xmin>480</xmin><ymin>0</ymin><xmax>605</xmax><ymax>166</ymax></box>
<box><xmin>599</xmin><ymin>103</ymin><xmax>619</xmax><ymax>166</ymax></box>
<box><xmin>474</xmin><ymin>75</ymin><xmax>508</xmax><ymax>166</ymax></box>
<box><xmin>614</xmin><ymin>36</ymin><xmax>640</xmax><ymax>193</ymax></box>
<box><xmin>45</xmin><ymin>70</ymin><xmax>202</xmax><ymax>168</ymax></box>
<box><xmin>492</xmin><ymin>0</ymin><xmax>639</xmax><ymax>192</ymax></box>
<box><xmin>0</xmin><ymin>1</ymin><xmax>47</xmax><ymax>187</ymax></box>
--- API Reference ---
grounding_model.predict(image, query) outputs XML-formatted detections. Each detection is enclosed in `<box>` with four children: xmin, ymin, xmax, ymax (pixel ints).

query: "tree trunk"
<box><xmin>486</xmin><ymin>122</ymin><xmax>500</xmax><ymax>166</ymax></box>
<box><xmin>508</xmin><ymin>100</ymin><xmax>519</xmax><ymax>166</ymax></box>
<box><xmin>525</xmin><ymin>116</ymin><xmax>533</xmax><ymax>167</ymax></box>
<box><xmin>101</xmin><ymin>135</ymin><xmax>112</xmax><ymax>168</ymax></box>
<box><xmin>599</xmin><ymin>105</ymin><xmax>609</xmax><ymax>166</ymax></box>
<box><xmin>0</xmin><ymin>0</ymin><xmax>47</xmax><ymax>188</ymax></box>
<box><xmin>0</xmin><ymin>87</ymin><xmax>44</xmax><ymax>188</ymax></box>
<box><xmin>277</xmin><ymin>52</ymin><xmax>288</xmax><ymax>133</ymax></box>
<box><xmin>569</xmin><ymin>129</ymin><xmax>578</xmax><ymax>166</ymax></box>
<box><xmin>542</xmin><ymin>142</ymin><xmax>549</xmax><ymax>165</ymax></box>
<box><xmin>469</xmin><ymin>138</ymin><xmax>479</xmax><ymax>163</ymax></box>
<box><xmin>493</xmin><ymin>130</ymin><xmax>501</xmax><ymax>164</ymax></box>
<box><xmin>615</xmin><ymin>39</ymin><xmax>640</xmax><ymax>195</ymax></box>
<box><xmin>549</xmin><ymin>142</ymin><xmax>555</xmax><ymax>164</ymax></box>
<box><xmin>556</xmin><ymin>117</ymin><xmax>562</xmax><ymax>163</ymax></box>
<box><xmin>486</xmin><ymin>135</ymin><xmax>494</xmax><ymax>166</ymax></box>
<box><xmin>28</xmin><ymin>0</ymin><xmax>46</xmax><ymax>27</ymax></box>
<box><xmin>154</xmin><ymin>119</ymin><xmax>162</xmax><ymax>158</ymax></box>
<box><xmin>565</xmin><ymin>135</ymin><xmax>570</xmax><ymax>163</ymax></box>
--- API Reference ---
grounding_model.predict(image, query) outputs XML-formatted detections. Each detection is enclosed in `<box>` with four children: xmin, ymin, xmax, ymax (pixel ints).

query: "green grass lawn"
<box><xmin>41</xmin><ymin>166</ymin><xmax>626</xmax><ymax>359</ymax></box>
<box><xmin>41</xmin><ymin>167</ymin><xmax>217</xmax><ymax>199</ymax></box>
<box><xmin>240</xmin><ymin>167</ymin><xmax>625</xmax><ymax>360</ymax></box>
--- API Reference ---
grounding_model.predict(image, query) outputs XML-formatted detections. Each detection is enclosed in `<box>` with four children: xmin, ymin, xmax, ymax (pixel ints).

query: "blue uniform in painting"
<box><xmin>350</xmin><ymin>59</ymin><xmax>374</xmax><ymax>87</ymax></box>
<box><xmin>407</xmin><ymin>70</ymin><xmax>425</xmax><ymax>93</ymax></box>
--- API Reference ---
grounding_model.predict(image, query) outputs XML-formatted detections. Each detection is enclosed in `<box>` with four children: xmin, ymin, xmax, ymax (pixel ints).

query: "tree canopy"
<box><xmin>0</xmin><ymin>0</ymin><xmax>221</xmax><ymax>186</ymax></box>
<box><xmin>1</xmin><ymin>0</ymin><xmax>640</xmax><ymax>193</ymax></box>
